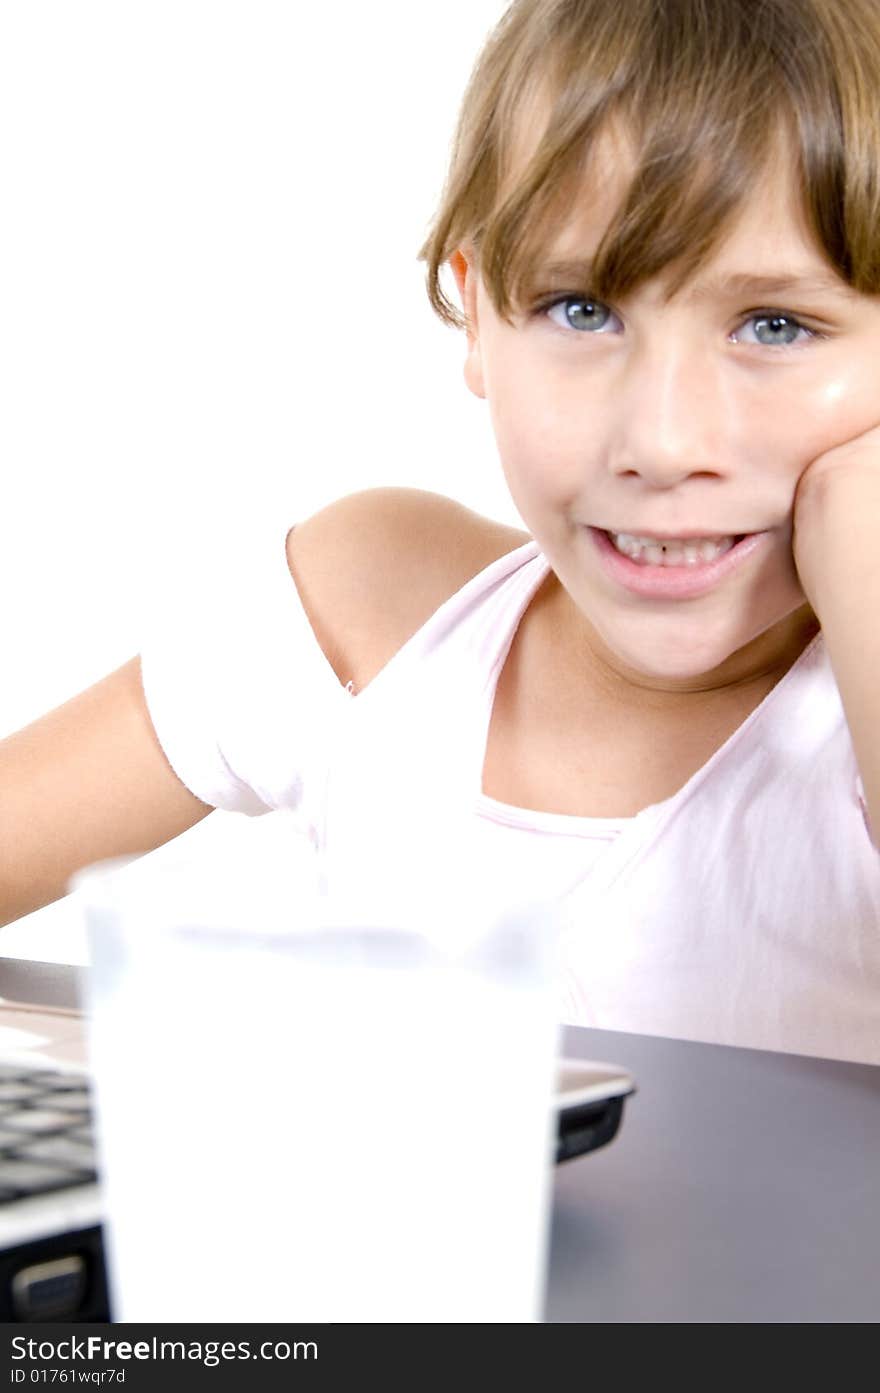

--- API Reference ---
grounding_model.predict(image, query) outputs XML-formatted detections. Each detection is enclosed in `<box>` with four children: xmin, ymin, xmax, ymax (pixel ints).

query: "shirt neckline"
<box><xmin>476</xmin><ymin>790</ymin><xmax>631</xmax><ymax>836</ymax></box>
<box><xmin>473</xmin><ymin>544</ymin><xmax>826</xmax><ymax>837</ymax></box>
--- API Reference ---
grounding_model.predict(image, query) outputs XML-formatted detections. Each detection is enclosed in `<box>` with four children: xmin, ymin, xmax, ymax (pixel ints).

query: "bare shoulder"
<box><xmin>286</xmin><ymin>487</ymin><xmax>529</xmax><ymax>690</ymax></box>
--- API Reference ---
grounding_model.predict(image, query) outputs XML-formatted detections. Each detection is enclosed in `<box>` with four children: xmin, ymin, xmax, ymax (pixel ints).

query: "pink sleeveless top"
<box><xmin>140</xmin><ymin>519</ymin><xmax>880</xmax><ymax>1063</ymax></box>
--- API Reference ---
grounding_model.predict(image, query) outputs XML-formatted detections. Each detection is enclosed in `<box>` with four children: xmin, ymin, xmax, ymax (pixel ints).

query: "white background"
<box><xmin>0</xmin><ymin>1</ymin><xmax>517</xmax><ymax>962</ymax></box>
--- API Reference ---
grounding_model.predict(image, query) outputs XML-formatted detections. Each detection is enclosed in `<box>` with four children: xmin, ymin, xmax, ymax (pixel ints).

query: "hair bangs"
<box><xmin>419</xmin><ymin>0</ymin><xmax>880</xmax><ymax>331</ymax></box>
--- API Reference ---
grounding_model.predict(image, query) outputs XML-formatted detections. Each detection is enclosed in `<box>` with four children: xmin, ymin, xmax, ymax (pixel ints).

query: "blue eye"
<box><xmin>545</xmin><ymin>297</ymin><xmax>619</xmax><ymax>333</ymax></box>
<box><xmin>734</xmin><ymin>313</ymin><xmax>814</xmax><ymax>348</ymax></box>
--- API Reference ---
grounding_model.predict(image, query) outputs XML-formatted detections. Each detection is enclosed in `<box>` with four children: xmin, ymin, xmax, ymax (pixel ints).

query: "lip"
<box><xmin>587</xmin><ymin>526</ymin><xmax>769</xmax><ymax>600</ymax></box>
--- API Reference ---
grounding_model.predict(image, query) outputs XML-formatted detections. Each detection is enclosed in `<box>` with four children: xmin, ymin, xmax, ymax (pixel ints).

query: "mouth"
<box><xmin>587</xmin><ymin>526</ymin><xmax>768</xmax><ymax>600</ymax></box>
<box><xmin>603</xmin><ymin>530</ymin><xmax>750</xmax><ymax>568</ymax></box>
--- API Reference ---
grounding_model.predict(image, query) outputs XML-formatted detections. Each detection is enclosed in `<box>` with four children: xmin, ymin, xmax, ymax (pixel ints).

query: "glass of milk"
<box><xmin>70</xmin><ymin>839</ymin><xmax>561</xmax><ymax>1322</ymax></box>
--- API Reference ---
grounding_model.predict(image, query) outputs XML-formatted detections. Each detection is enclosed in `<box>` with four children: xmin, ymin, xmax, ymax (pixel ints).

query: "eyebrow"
<box><xmin>528</xmin><ymin>260</ymin><xmax>856</xmax><ymax>302</ymax></box>
<box><xmin>690</xmin><ymin>270</ymin><xmax>856</xmax><ymax>303</ymax></box>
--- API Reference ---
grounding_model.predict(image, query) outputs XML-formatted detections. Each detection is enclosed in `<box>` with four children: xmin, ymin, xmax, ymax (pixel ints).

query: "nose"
<box><xmin>608</xmin><ymin>338</ymin><xmax>729</xmax><ymax>488</ymax></box>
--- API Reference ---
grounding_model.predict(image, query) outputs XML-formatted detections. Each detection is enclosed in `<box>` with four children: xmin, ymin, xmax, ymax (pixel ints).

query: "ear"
<box><xmin>448</xmin><ymin>247</ymin><xmax>486</xmax><ymax>400</ymax></box>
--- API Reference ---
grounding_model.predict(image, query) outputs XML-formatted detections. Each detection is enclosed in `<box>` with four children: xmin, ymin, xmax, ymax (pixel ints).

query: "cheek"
<box><xmin>800</xmin><ymin>370</ymin><xmax>880</xmax><ymax>455</ymax></box>
<box><xmin>493</xmin><ymin>411</ymin><xmax>587</xmax><ymax>511</ymax></box>
<box><xmin>485</xmin><ymin>356</ymin><xmax>597</xmax><ymax>490</ymax></box>
<box><xmin>749</xmin><ymin>364</ymin><xmax>880</xmax><ymax>475</ymax></box>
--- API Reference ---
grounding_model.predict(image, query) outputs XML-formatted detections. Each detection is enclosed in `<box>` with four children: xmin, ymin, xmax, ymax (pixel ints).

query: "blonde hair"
<box><xmin>418</xmin><ymin>0</ymin><xmax>880</xmax><ymax>329</ymax></box>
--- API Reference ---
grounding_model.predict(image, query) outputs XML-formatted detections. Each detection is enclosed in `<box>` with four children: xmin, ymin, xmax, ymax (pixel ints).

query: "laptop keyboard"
<box><xmin>0</xmin><ymin>1064</ymin><xmax>97</xmax><ymax>1202</ymax></box>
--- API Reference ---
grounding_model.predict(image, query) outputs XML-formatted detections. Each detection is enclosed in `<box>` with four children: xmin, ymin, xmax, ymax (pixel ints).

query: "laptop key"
<box><xmin>0</xmin><ymin>1159</ymin><xmax>92</xmax><ymax>1198</ymax></box>
<box><xmin>39</xmin><ymin>1074</ymin><xmax>90</xmax><ymax>1091</ymax></box>
<box><xmin>13</xmin><ymin>1136</ymin><xmax>97</xmax><ymax>1171</ymax></box>
<box><xmin>67</xmin><ymin>1126</ymin><xmax>95</xmax><ymax>1143</ymax></box>
<box><xmin>0</xmin><ymin>1083</ymin><xmax>42</xmax><ymax>1103</ymax></box>
<box><xmin>2</xmin><ymin>1109</ymin><xmax>86</xmax><ymax>1134</ymax></box>
<box><xmin>38</xmin><ymin>1091</ymin><xmax>91</xmax><ymax>1113</ymax></box>
<box><xmin>0</xmin><ymin>1126</ymin><xmax>43</xmax><ymax>1150</ymax></box>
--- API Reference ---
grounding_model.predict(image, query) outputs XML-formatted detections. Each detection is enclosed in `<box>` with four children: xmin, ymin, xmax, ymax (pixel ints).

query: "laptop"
<box><xmin>0</xmin><ymin>960</ymin><xmax>635</xmax><ymax>1323</ymax></box>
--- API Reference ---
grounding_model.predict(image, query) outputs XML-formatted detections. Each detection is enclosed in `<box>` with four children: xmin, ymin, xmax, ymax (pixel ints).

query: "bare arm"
<box><xmin>0</xmin><ymin>489</ymin><xmax>524</xmax><ymax>931</ymax></box>
<box><xmin>0</xmin><ymin>656</ymin><xmax>213</xmax><ymax>928</ymax></box>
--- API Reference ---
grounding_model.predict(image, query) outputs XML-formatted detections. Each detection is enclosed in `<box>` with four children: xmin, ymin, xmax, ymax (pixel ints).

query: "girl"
<box><xmin>3</xmin><ymin>0</ymin><xmax>880</xmax><ymax>1063</ymax></box>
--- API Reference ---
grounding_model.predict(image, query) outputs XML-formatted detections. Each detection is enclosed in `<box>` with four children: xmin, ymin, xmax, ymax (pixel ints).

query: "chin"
<box><xmin>593</xmin><ymin>616</ymin><xmax>766</xmax><ymax>687</ymax></box>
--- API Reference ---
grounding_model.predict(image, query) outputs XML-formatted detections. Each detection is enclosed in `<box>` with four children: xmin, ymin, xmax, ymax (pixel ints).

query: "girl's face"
<box><xmin>452</xmin><ymin>134</ymin><xmax>880</xmax><ymax>697</ymax></box>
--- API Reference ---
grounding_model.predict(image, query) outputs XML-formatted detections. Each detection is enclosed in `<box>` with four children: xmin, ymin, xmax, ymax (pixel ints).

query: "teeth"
<box><xmin>609</xmin><ymin>533</ymin><xmax>736</xmax><ymax>566</ymax></box>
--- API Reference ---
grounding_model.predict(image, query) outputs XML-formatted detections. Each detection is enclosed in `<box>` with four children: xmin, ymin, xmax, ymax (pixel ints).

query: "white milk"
<box><xmin>71</xmin><ymin>845</ymin><xmax>561</xmax><ymax>1322</ymax></box>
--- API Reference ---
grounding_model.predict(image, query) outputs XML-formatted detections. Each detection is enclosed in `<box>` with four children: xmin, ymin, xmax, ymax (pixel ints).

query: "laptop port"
<box><xmin>11</xmin><ymin>1255</ymin><xmax>87</xmax><ymax>1320</ymax></box>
